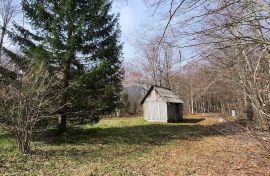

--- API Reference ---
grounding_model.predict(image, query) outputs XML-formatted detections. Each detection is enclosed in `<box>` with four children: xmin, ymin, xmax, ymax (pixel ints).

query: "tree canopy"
<box><xmin>4</xmin><ymin>0</ymin><xmax>123</xmax><ymax>133</ymax></box>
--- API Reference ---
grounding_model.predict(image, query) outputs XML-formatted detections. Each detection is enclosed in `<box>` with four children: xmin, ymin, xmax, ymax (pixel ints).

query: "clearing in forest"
<box><xmin>0</xmin><ymin>114</ymin><xmax>269</xmax><ymax>175</ymax></box>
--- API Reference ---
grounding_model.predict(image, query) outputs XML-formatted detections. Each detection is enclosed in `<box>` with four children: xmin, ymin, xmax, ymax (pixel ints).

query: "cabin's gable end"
<box><xmin>141</xmin><ymin>85</ymin><xmax>184</xmax><ymax>123</ymax></box>
<box><xmin>144</xmin><ymin>89</ymin><xmax>165</xmax><ymax>103</ymax></box>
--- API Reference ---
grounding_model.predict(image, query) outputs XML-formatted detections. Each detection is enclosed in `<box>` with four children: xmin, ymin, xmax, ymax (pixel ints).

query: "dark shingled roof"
<box><xmin>141</xmin><ymin>85</ymin><xmax>184</xmax><ymax>104</ymax></box>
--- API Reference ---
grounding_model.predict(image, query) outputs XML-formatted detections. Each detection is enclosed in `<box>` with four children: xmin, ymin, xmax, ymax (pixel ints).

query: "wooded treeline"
<box><xmin>123</xmin><ymin>0</ymin><xmax>270</xmax><ymax>130</ymax></box>
<box><xmin>1</xmin><ymin>0</ymin><xmax>270</xmax><ymax>154</ymax></box>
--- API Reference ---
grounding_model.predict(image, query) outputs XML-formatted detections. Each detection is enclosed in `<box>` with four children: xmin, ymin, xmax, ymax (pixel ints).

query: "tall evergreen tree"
<box><xmin>5</xmin><ymin>0</ymin><xmax>123</xmax><ymax>133</ymax></box>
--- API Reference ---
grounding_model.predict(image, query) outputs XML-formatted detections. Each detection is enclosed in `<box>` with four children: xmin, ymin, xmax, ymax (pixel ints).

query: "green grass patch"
<box><xmin>0</xmin><ymin>116</ymin><xmax>212</xmax><ymax>175</ymax></box>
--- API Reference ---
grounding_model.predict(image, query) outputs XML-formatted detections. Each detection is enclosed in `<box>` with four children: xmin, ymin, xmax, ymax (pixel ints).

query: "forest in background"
<box><xmin>122</xmin><ymin>0</ymin><xmax>270</xmax><ymax>131</ymax></box>
<box><xmin>0</xmin><ymin>1</ymin><xmax>269</xmax><ymax>175</ymax></box>
<box><xmin>0</xmin><ymin>0</ymin><xmax>269</xmax><ymax>156</ymax></box>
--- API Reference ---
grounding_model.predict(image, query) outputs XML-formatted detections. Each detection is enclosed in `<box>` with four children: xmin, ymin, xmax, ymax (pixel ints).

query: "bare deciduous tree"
<box><xmin>142</xmin><ymin>0</ymin><xmax>270</xmax><ymax>130</ymax></box>
<box><xmin>0</xmin><ymin>0</ymin><xmax>18</xmax><ymax>59</ymax></box>
<box><xmin>133</xmin><ymin>37</ymin><xmax>182</xmax><ymax>89</ymax></box>
<box><xmin>0</xmin><ymin>62</ymin><xmax>61</xmax><ymax>154</ymax></box>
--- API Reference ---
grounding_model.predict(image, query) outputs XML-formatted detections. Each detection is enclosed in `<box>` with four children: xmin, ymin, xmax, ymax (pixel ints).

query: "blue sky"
<box><xmin>8</xmin><ymin>0</ymin><xmax>148</xmax><ymax>62</ymax></box>
<box><xmin>112</xmin><ymin>0</ymin><xmax>147</xmax><ymax>61</ymax></box>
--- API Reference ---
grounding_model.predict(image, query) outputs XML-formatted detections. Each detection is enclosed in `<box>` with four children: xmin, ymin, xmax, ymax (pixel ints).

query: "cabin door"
<box><xmin>175</xmin><ymin>103</ymin><xmax>181</xmax><ymax>122</ymax></box>
<box><xmin>175</xmin><ymin>103</ymin><xmax>180</xmax><ymax>117</ymax></box>
<box><xmin>167</xmin><ymin>103</ymin><xmax>180</xmax><ymax>122</ymax></box>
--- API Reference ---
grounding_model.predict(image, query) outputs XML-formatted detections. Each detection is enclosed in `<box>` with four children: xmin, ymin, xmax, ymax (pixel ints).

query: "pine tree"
<box><xmin>5</xmin><ymin>0</ymin><xmax>123</xmax><ymax>133</ymax></box>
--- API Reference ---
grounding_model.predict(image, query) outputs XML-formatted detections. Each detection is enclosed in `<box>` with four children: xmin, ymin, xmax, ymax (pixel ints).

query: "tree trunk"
<box><xmin>16</xmin><ymin>130</ymin><xmax>31</xmax><ymax>154</ymax></box>
<box><xmin>58</xmin><ymin>20</ymin><xmax>74</xmax><ymax>134</ymax></box>
<box><xmin>191</xmin><ymin>93</ymin><xmax>194</xmax><ymax>114</ymax></box>
<box><xmin>0</xmin><ymin>24</ymin><xmax>7</xmax><ymax>57</ymax></box>
<box><xmin>58</xmin><ymin>56</ymin><xmax>71</xmax><ymax>134</ymax></box>
<box><xmin>58</xmin><ymin>114</ymin><xmax>67</xmax><ymax>133</ymax></box>
<box><xmin>190</xmin><ymin>76</ymin><xmax>194</xmax><ymax>114</ymax></box>
<box><xmin>246</xmin><ymin>99</ymin><xmax>253</xmax><ymax>121</ymax></box>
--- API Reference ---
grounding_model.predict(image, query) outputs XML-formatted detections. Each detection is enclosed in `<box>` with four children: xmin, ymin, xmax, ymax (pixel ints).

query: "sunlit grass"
<box><xmin>0</xmin><ymin>115</ymin><xmax>222</xmax><ymax>175</ymax></box>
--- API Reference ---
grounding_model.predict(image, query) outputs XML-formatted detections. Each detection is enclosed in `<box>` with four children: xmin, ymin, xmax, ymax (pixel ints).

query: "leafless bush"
<box><xmin>0</xmin><ymin>61</ymin><xmax>61</xmax><ymax>154</ymax></box>
<box><xmin>213</xmin><ymin>114</ymin><xmax>270</xmax><ymax>156</ymax></box>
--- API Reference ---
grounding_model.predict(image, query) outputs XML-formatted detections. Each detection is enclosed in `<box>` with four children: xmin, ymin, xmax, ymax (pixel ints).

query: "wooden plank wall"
<box><xmin>143</xmin><ymin>102</ymin><xmax>167</xmax><ymax>122</ymax></box>
<box><xmin>143</xmin><ymin>89</ymin><xmax>168</xmax><ymax>122</ymax></box>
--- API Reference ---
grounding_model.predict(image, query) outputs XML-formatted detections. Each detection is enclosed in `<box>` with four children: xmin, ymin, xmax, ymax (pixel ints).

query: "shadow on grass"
<box><xmin>34</xmin><ymin>123</ymin><xmax>203</xmax><ymax>146</ymax></box>
<box><xmin>178</xmin><ymin>118</ymin><xmax>206</xmax><ymax>124</ymax></box>
<box><xmin>30</xmin><ymin>118</ymin><xmax>240</xmax><ymax>159</ymax></box>
<box><xmin>33</xmin><ymin>117</ymin><xmax>234</xmax><ymax>147</ymax></box>
<box><xmin>31</xmin><ymin>123</ymin><xmax>203</xmax><ymax>159</ymax></box>
<box><xmin>0</xmin><ymin>133</ymin><xmax>13</xmax><ymax>140</ymax></box>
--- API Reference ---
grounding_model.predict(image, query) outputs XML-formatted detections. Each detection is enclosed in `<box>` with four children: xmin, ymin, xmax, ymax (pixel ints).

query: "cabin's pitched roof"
<box><xmin>141</xmin><ymin>85</ymin><xmax>184</xmax><ymax>104</ymax></box>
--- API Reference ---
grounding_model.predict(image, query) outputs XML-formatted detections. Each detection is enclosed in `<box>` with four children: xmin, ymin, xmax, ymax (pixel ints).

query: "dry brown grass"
<box><xmin>0</xmin><ymin>114</ymin><xmax>269</xmax><ymax>175</ymax></box>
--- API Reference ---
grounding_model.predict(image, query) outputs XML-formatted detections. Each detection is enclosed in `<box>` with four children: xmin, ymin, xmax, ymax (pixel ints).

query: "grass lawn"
<box><xmin>0</xmin><ymin>114</ymin><xmax>269</xmax><ymax>175</ymax></box>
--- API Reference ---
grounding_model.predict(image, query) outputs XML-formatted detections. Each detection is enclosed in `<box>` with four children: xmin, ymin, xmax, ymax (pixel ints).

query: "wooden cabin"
<box><xmin>141</xmin><ymin>86</ymin><xmax>184</xmax><ymax>122</ymax></box>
